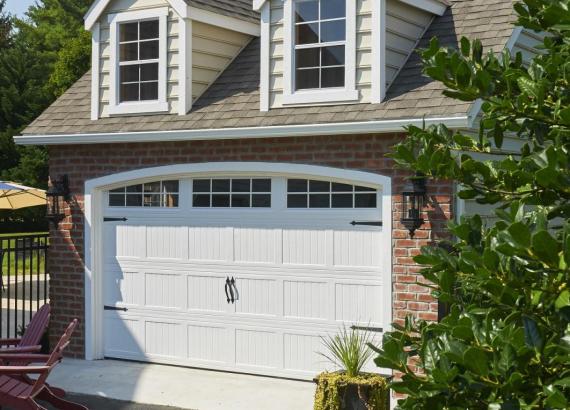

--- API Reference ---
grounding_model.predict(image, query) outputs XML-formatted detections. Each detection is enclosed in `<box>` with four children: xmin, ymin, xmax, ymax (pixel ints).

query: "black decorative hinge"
<box><xmin>350</xmin><ymin>221</ymin><xmax>382</xmax><ymax>227</ymax></box>
<box><xmin>104</xmin><ymin>217</ymin><xmax>128</xmax><ymax>222</ymax></box>
<box><xmin>104</xmin><ymin>305</ymin><xmax>128</xmax><ymax>312</ymax></box>
<box><xmin>351</xmin><ymin>325</ymin><xmax>383</xmax><ymax>333</ymax></box>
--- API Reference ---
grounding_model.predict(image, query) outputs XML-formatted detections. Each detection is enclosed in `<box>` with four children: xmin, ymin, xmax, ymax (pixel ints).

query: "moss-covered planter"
<box><xmin>313</xmin><ymin>372</ymin><xmax>390</xmax><ymax>410</ymax></box>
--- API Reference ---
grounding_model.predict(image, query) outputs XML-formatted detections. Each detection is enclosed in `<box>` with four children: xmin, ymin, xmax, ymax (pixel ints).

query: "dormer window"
<box><xmin>295</xmin><ymin>0</ymin><xmax>346</xmax><ymax>90</ymax></box>
<box><xmin>108</xmin><ymin>8</ymin><xmax>168</xmax><ymax>115</ymax></box>
<box><xmin>283</xmin><ymin>0</ymin><xmax>357</xmax><ymax>105</ymax></box>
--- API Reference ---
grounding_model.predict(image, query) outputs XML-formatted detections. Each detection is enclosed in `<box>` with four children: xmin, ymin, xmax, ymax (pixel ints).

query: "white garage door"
<box><xmin>101</xmin><ymin>172</ymin><xmax>390</xmax><ymax>379</ymax></box>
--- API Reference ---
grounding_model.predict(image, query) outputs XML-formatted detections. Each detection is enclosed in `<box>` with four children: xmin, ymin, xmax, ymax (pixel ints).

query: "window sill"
<box><xmin>282</xmin><ymin>88</ymin><xmax>358</xmax><ymax>106</ymax></box>
<box><xmin>108</xmin><ymin>101</ymin><xmax>169</xmax><ymax>115</ymax></box>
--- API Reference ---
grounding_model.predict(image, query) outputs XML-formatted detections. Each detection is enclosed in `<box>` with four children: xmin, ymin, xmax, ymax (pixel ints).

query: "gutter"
<box><xmin>14</xmin><ymin>115</ymin><xmax>471</xmax><ymax>146</ymax></box>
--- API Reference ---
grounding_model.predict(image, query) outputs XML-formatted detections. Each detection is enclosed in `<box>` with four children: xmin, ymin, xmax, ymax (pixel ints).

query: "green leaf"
<box><xmin>531</xmin><ymin>231</ymin><xmax>560</xmax><ymax>267</ymax></box>
<box><xmin>463</xmin><ymin>347</ymin><xmax>489</xmax><ymax>375</ymax></box>
<box><xmin>544</xmin><ymin>385</ymin><xmax>568</xmax><ymax>408</ymax></box>
<box><xmin>456</xmin><ymin>61</ymin><xmax>471</xmax><ymax>88</ymax></box>
<box><xmin>522</xmin><ymin>316</ymin><xmax>543</xmax><ymax>350</ymax></box>
<box><xmin>508</xmin><ymin>222</ymin><xmax>531</xmax><ymax>248</ymax></box>
<box><xmin>555</xmin><ymin>290</ymin><xmax>570</xmax><ymax>310</ymax></box>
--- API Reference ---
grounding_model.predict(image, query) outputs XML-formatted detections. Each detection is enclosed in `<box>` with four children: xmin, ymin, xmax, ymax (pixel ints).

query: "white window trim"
<box><xmin>107</xmin><ymin>8</ymin><xmax>169</xmax><ymax>115</ymax></box>
<box><xmin>282</xmin><ymin>0</ymin><xmax>358</xmax><ymax>106</ymax></box>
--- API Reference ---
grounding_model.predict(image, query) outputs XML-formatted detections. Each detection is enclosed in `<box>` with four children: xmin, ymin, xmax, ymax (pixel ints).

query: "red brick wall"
<box><xmin>47</xmin><ymin>133</ymin><xmax>453</xmax><ymax>357</ymax></box>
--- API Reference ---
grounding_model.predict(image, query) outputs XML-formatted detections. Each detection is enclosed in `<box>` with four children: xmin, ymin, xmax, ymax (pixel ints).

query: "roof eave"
<box><xmin>15</xmin><ymin>115</ymin><xmax>471</xmax><ymax>146</ymax></box>
<box><xmin>254</xmin><ymin>0</ymin><xmax>448</xmax><ymax>15</ymax></box>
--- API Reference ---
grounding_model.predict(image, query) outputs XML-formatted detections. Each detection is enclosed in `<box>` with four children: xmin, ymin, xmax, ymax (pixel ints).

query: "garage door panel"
<box><xmin>235</xmin><ymin>329</ymin><xmax>277</xmax><ymax>368</ymax></box>
<box><xmin>104</xmin><ymin>315</ymin><xmax>144</xmax><ymax>357</ymax></box>
<box><xmin>115</xmin><ymin>225</ymin><xmax>147</xmax><ymax>258</ymax></box>
<box><xmin>234</xmin><ymin>228</ymin><xmax>280</xmax><ymax>264</ymax></box>
<box><xmin>104</xmin><ymin>269</ymin><xmax>144</xmax><ymax>306</ymax></box>
<box><xmin>333</xmin><ymin>230</ymin><xmax>382</xmax><ymax>267</ymax></box>
<box><xmin>335</xmin><ymin>282</ymin><xmax>384</xmax><ymax>324</ymax></box>
<box><xmin>146</xmin><ymin>226</ymin><xmax>189</xmax><ymax>260</ymax></box>
<box><xmin>188</xmin><ymin>227</ymin><xmax>232</xmax><ymax>262</ymax></box>
<box><xmin>187</xmin><ymin>324</ymin><xmax>228</xmax><ymax>363</ymax></box>
<box><xmin>187</xmin><ymin>274</ymin><xmax>230</xmax><ymax>313</ymax></box>
<box><xmin>144</xmin><ymin>272</ymin><xmax>186</xmax><ymax>310</ymax></box>
<box><xmin>234</xmin><ymin>277</ymin><xmax>277</xmax><ymax>317</ymax></box>
<box><xmin>145</xmin><ymin>320</ymin><xmax>186</xmax><ymax>358</ymax></box>
<box><xmin>282</xmin><ymin>229</ymin><xmax>330</xmax><ymax>266</ymax></box>
<box><xmin>283</xmin><ymin>280</ymin><xmax>330</xmax><ymax>320</ymax></box>
<box><xmin>283</xmin><ymin>332</ymin><xmax>325</xmax><ymax>372</ymax></box>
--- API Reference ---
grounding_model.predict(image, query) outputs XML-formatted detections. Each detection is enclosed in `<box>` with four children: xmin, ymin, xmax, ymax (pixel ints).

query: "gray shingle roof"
<box><xmin>186</xmin><ymin>0</ymin><xmax>259</xmax><ymax>24</ymax></box>
<box><xmin>23</xmin><ymin>0</ymin><xmax>516</xmax><ymax>136</ymax></box>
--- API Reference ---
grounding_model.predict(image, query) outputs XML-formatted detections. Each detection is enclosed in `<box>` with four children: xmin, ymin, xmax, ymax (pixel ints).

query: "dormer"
<box><xmin>85</xmin><ymin>0</ymin><xmax>260</xmax><ymax>120</ymax></box>
<box><xmin>254</xmin><ymin>0</ymin><xmax>447</xmax><ymax>110</ymax></box>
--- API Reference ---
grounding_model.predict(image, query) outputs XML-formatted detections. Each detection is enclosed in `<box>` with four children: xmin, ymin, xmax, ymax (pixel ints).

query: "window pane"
<box><xmin>296</xmin><ymin>68</ymin><xmax>319</xmax><ymax>89</ymax></box>
<box><xmin>296</xmin><ymin>23</ymin><xmax>319</xmax><ymax>45</ymax></box>
<box><xmin>120</xmin><ymin>22</ymin><xmax>138</xmax><ymax>42</ymax></box>
<box><xmin>110</xmin><ymin>187</ymin><xmax>126</xmax><ymax>194</ymax></box>
<box><xmin>162</xmin><ymin>180</ymin><xmax>179</xmax><ymax>193</ymax></box>
<box><xmin>321</xmin><ymin>20</ymin><xmax>345</xmax><ymax>42</ymax></box>
<box><xmin>309</xmin><ymin>180</ymin><xmax>330</xmax><ymax>192</ymax></box>
<box><xmin>288</xmin><ymin>194</ymin><xmax>307</xmax><ymax>208</ymax></box>
<box><xmin>295</xmin><ymin>0</ymin><xmax>318</xmax><ymax>22</ymax></box>
<box><xmin>252</xmin><ymin>179</ymin><xmax>271</xmax><ymax>192</ymax></box>
<box><xmin>140</xmin><ymin>20</ymin><xmax>159</xmax><ymax>40</ymax></box>
<box><xmin>126</xmin><ymin>184</ymin><xmax>143</xmax><ymax>193</ymax></box>
<box><xmin>109</xmin><ymin>194</ymin><xmax>125</xmax><ymax>207</ymax></box>
<box><xmin>144</xmin><ymin>181</ymin><xmax>161</xmax><ymax>193</ymax></box>
<box><xmin>321</xmin><ymin>0</ymin><xmax>346</xmax><ymax>19</ymax></box>
<box><xmin>212</xmin><ymin>179</ymin><xmax>230</xmax><ymax>192</ymax></box>
<box><xmin>144</xmin><ymin>194</ymin><xmax>161</xmax><ymax>207</ymax></box>
<box><xmin>193</xmin><ymin>194</ymin><xmax>210</xmax><ymax>207</ymax></box>
<box><xmin>141</xmin><ymin>63</ymin><xmax>158</xmax><ymax>81</ymax></box>
<box><xmin>232</xmin><ymin>179</ymin><xmax>250</xmax><ymax>192</ymax></box>
<box><xmin>212</xmin><ymin>194</ymin><xmax>230</xmax><ymax>207</ymax></box>
<box><xmin>332</xmin><ymin>194</ymin><xmax>353</xmax><ymax>208</ymax></box>
<box><xmin>120</xmin><ymin>65</ymin><xmax>139</xmax><ymax>83</ymax></box>
<box><xmin>252</xmin><ymin>194</ymin><xmax>271</xmax><ymax>207</ymax></box>
<box><xmin>120</xmin><ymin>42</ymin><xmax>138</xmax><ymax>61</ymax></box>
<box><xmin>120</xmin><ymin>83</ymin><xmax>139</xmax><ymax>102</ymax></box>
<box><xmin>309</xmin><ymin>194</ymin><xmax>330</xmax><ymax>208</ymax></box>
<box><xmin>322</xmin><ymin>46</ymin><xmax>345</xmax><ymax>66</ymax></box>
<box><xmin>140</xmin><ymin>82</ymin><xmax>158</xmax><ymax>100</ymax></box>
<box><xmin>126</xmin><ymin>194</ymin><xmax>142</xmax><ymax>206</ymax></box>
<box><xmin>231</xmin><ymin>194</ymin><xmax>250</xmax><ymax>207</ymax></box>
<box><xmin>288</xmin><ymin>179</ymin><xmax>308</xmax><ymax>192</ymax></box>
<box><xmin>140</xmin><ymin>40</ymin><xmax>159</xmax><ymax>60</ymax></box>
<box><xmin>164</xmin><ymin>194</ymin><xmax>178</xmax><ymax>207</ymax></box>
<box><xmin>321</xmin><ymin>66</ymin><xmax>344</xmax><ymax>87</ymax></box>
<box><xmin>332</xmin><ymin>182</ymin><xmax>353</xmax><ymax>192</ymax></box>
<box><xmin>355</xmin><ymin>193</ymin><xmax>377</xmax><ymax>208</ymax></box>
<box><xmin>296</xmin><ymin>48</ymin><xmax>319</xmax><ymax>68</ymax></box>
<box><xmin>193</xmin><ymin>179</ymin><xmax>210</xmax><ymax>192</ymax></box>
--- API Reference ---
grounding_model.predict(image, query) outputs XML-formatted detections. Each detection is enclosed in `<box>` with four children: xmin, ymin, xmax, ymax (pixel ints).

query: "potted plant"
<box><xmin>314</xmin><ymin>325</ymin><xmax>389</xmax><ymax>410</ymax></box>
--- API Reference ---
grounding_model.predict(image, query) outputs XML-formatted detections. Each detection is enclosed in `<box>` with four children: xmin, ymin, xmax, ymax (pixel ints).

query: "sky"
<box><xmin>5</xmin><ymin>0</ymin><xmax>36</xmax><ymax>17</ymax></box>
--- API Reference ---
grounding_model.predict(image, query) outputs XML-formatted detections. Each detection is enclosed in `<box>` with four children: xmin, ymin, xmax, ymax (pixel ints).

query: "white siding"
<box><xmin>191</xmin><ymin>22</ymin><xmax>252</xmax><ymax>102</ymax></box>
<box><xmin>385</xmin><ymin>0</ymin><xmax>432</xmax><ymax>87</ymax></box>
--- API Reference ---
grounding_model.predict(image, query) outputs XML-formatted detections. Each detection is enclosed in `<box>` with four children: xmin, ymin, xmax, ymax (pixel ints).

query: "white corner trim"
<box><xmin>259</xmin><ymin>3</ymin><xmax>270</xmax><ymax>112</ymax></box>
<box><xmin>371</xmin><ymin>0</ymin><xmax>386</xmax><ymax>103</ymax></box>
<box><xmin>282</xmin><ymin>0</ymin><xmax>358</xmax><ymax>106</ymax></box>
<box><xmin>398</xmin><ymin>0</ymin><xmax>448</xmax><ymax>16</ymax></box>
<box><xmin>14</xmin><ymin>115</ymin><xmax>471</xmax><ymax>146</ymax></box>
<box><xmin>178</xmin><ymin>17</ymin><xmax>192</xmax><ymax>115</ymax></box>
<box><xmin>85</xmin><ymin>0</ymin><xmax>187</xmax><ymax>30</ymax></box>
<box><xmin>505</xmin><ymin>26</ymin><xmax>524</xmax><ymax>52</ymax></box>
<box><xmin>107</xmin><ymin>7</ymin><xmax>169</xmax><ymax>116</ymax></box>
<box><xmin>90</xmin><ymin>23</ymin><xmax>100</xmax><ymax>121</ymax></box>
<box><xmin>83</xmin><ymin>162</ymin><xmax>392</xmax><ymax>361</ymax></box>
<box><xmin>188</xmin><ymin>6</ymin><xmax>260</xmax><ymax>36</ymax></box>
<box><xmin>253</xmin><ymin>0</ymin><xmax>267</xmax><ymax>11</ymax></box>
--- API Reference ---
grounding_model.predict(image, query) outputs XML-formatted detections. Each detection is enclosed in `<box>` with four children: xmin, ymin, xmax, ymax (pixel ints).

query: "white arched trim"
<box><xmin>84</xmin><ymin>162</ymin><xmax>392</xmax><ymax>360</ymax></box>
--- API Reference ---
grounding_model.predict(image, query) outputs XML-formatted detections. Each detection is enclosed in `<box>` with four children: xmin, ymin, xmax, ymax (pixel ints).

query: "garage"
<box><xmin>87</xmin><ymin>163</ymin><xmax>391</xmax><ymax>380</ymax></box>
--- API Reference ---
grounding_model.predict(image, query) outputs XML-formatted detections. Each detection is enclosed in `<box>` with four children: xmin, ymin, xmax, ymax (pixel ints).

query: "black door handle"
<box><xmin>228</xmin><ymin>277</ymin><xmax>235</xmax><ymax>304</ymax></box>
<box><xmin>230</xmin><ymin>277</ymin><xmax>238</xmax><ymax>302</ymax></box>
<box><xmin>104</xmin><ymin>305</ymin><xmax>128</xmax><ymax>312</ymax></box>
<box><xmin>225</xmin><ymin>277</ymin><xmax>231</xmax><ymax>304</ymax></box>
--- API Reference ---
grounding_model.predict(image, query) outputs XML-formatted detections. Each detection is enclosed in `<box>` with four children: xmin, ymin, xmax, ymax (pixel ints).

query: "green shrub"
<box><xmin>319</xmin><ymin>325</ymin><xmax>374</xmax><ymax>377</ymax></box>
<box><xmin>313</xmin><ymin>372</ymin><xmax>389</xmax><ymax>410</ymax></box>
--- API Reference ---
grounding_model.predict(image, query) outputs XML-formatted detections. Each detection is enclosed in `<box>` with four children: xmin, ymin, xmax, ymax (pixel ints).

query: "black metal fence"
<box><xmin>0</xmin><ymin>233</ymin><xmax>49</xmax><ymax>339</ymax></box>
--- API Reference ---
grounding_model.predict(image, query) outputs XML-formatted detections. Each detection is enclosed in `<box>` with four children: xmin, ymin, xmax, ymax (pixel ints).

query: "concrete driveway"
<box><xmin>40</xmin><ymin>393</ymin><xmax>190</xmax><ymax>409</ymax></box>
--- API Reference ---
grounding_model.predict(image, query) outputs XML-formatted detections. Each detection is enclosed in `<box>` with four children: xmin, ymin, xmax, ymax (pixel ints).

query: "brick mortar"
<box><xmin>47</xmin><ymin>133</ymin><xmax>453</xmax><ymax>357</ymax></box>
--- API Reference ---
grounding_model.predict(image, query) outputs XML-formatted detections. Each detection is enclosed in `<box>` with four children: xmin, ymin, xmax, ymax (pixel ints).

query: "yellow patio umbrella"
<box><xmin>0</xmin><ymin>181</ymin><xmax>46</xmax><ymax>210</ymax></box>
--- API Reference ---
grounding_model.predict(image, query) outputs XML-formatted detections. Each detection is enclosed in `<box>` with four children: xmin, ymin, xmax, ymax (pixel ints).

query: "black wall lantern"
<box><xmin>401</xmin><ymin>173</ymin><xmax>427</xmax><ymax>238</ymax></box>
<box><xmin>46</xmin><ymin>175</ymin><xmax>70</xmax><ymax>227</ymax></box>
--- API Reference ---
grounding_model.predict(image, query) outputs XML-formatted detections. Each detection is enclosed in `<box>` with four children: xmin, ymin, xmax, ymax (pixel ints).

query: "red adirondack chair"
<box><xmin>0</xmin><ymin>319</ymin><xmax>87</xmax><ymax>410</ymax></box>
<box><xmin>0</xmin><ymin>304</ymin><xmax>50</xmax><ymax>354</ymax></box>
